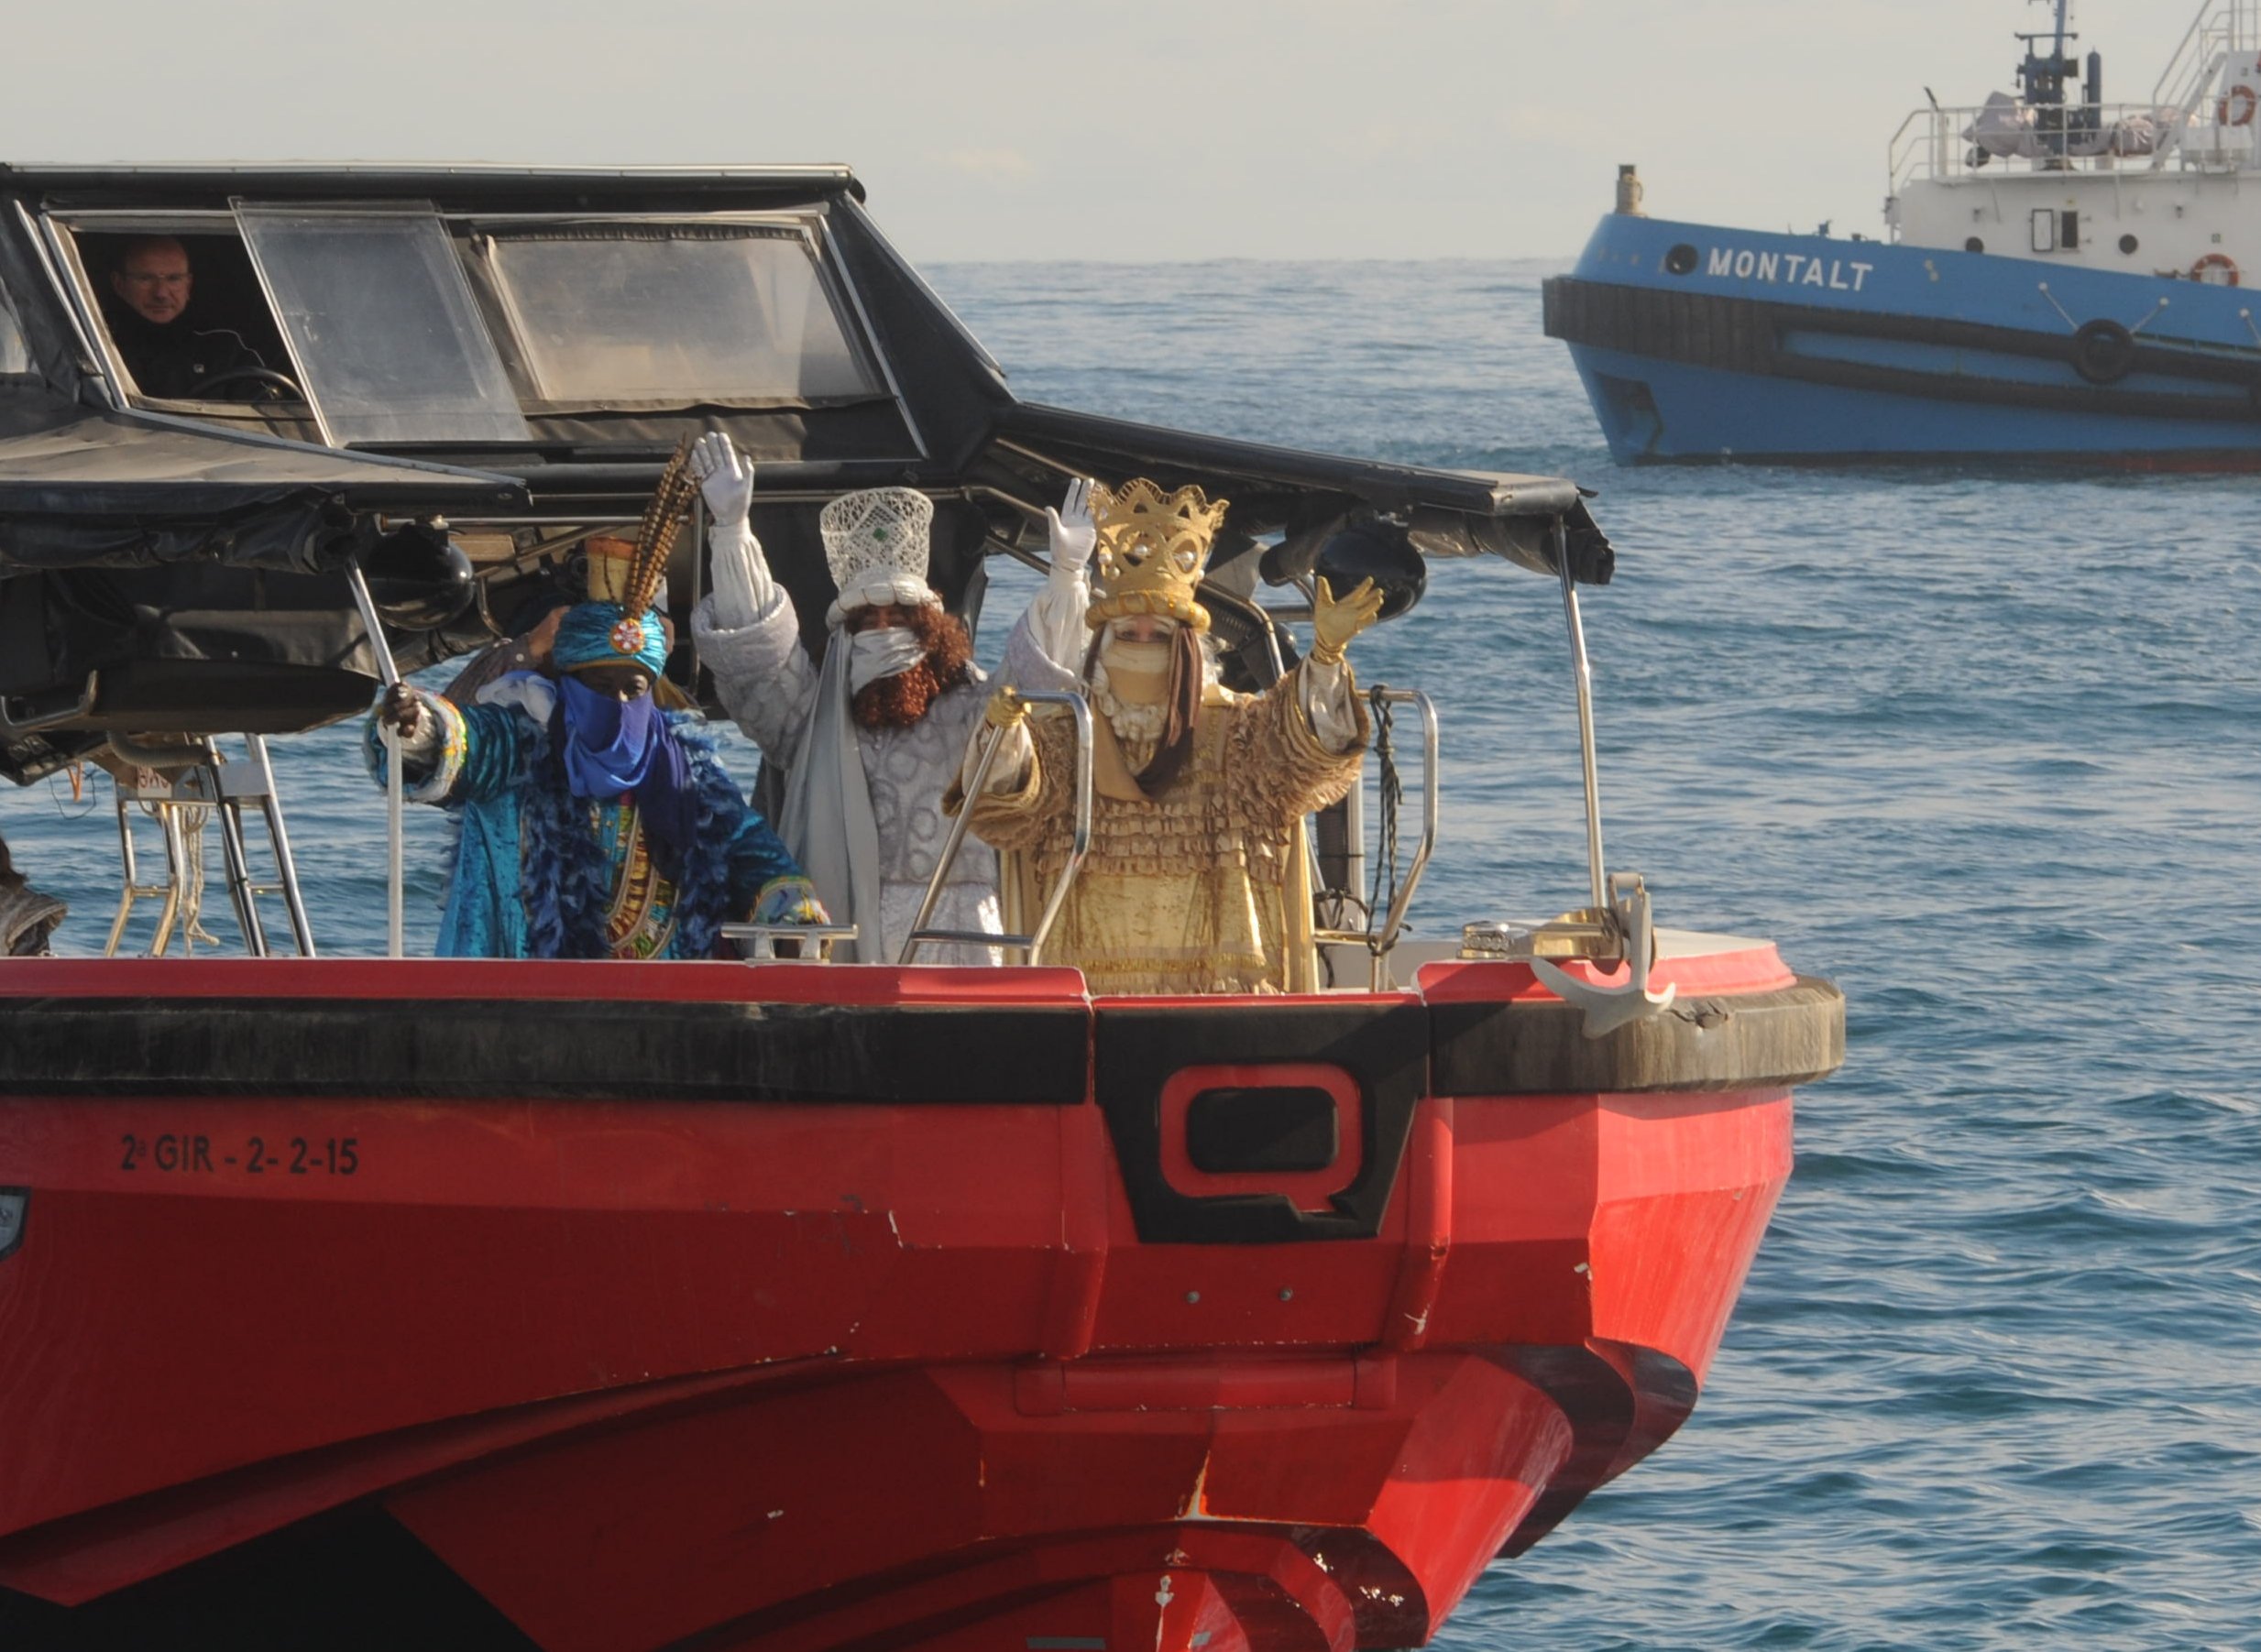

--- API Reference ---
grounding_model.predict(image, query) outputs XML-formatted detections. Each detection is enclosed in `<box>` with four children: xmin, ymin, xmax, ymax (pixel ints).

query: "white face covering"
<box><xmin>1100</xmin><ymin>639</ymin><xmax>1172</xmax><ymax>676</ymax></box>
<box><xmin>1097</xmin><ymin>628</ymin><xmax>1176</xmax><ymax>708</ymax></box>
<box><xmin>846</xmin><ymin>624</ymin><xmax>927</xmax><ymax>695</ymax></box>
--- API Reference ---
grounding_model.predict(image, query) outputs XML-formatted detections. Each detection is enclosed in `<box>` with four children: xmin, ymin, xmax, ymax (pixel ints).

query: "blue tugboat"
<box><xmin>1545</xmin><ymin>0</ymin><xmax>2261</xmax><ymax>465</ymax></box>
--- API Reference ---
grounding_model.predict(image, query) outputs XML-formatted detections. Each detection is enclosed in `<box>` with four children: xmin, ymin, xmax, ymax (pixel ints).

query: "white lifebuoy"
<box><xmin>2191</xmin><ymin>252</ymin><xmax>2242</xmax><ymax>287</ymax></box>
<box><xmin>2220</xmin><ymin>83</ymin><xmax>2258</xmax><ymax>126</ymax></box>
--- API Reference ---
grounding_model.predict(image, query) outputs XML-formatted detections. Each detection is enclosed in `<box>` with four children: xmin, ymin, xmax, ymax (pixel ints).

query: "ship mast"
<box><xmin>2014</xmin><ymin>0</ymin><xmax>2077</xmax><ymax>105</ymax></box>
<box><xmin>2015</xmin><ymin>0</ymin><xmax>2085</xmax><ymax>163</ymax></box>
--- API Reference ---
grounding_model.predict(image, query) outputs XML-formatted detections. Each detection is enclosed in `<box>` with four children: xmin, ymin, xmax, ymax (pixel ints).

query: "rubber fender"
<box><xmin>2071</xmin><ymin>318</ymin><xmax>2136</xmax><ymax>386</ymax></box>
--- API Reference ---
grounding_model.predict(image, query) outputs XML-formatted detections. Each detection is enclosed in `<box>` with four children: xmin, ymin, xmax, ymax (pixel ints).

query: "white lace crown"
<box><xmin>819</xmin><ymin>487</ymin><xmax>938</xmax><ymax>622</ymax></box>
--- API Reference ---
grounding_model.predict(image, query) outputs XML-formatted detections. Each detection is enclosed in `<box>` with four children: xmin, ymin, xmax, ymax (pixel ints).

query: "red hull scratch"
<box><xmin>0</xmin><ymin>950</ymin><xmax>1811</xmax><ymax>1649</ymax></box>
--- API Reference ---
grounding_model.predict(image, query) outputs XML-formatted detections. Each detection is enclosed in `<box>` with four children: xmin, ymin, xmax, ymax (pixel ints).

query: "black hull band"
<box><xmin>1542</xmin><ymin>275</ymin><xmax>2261</xmax><ymax>422</ymax></box>
<box><xmin>1430</xmin><ymin>977</ymin><xmax>1845</xmax><ymax>1098</ymax></box>
<box><xmin>0</xmin><ymin>997</ymin><xmax>1091</xmax><ymax>1105</ymax></box>
<box><xmin>0</xmin><ymin>979</ymin><xmax>1843</xmax><ymax>1110</ymax></box>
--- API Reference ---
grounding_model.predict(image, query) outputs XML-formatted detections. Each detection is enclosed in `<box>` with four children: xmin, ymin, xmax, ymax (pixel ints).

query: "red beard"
<box><xmin>850</xmin><ymin>607</ymin><xmax>974</xmax><ymax>729</ymax></box>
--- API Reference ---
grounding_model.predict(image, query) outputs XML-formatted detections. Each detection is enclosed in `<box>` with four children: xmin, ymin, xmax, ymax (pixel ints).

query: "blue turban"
<box><xmin>554</xmin><ymin>602</ymin><xmax>668</xmax><ymax>676</ymax></box>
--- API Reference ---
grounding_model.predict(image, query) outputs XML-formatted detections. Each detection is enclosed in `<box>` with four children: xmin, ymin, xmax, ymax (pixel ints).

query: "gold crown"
<box><xmin>1085</xmin><ymin>477</ymin><xmax>1230</xmax><ymax>632</ymax></box>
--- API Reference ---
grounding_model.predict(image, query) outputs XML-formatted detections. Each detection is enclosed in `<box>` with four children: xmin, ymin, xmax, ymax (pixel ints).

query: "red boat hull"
<box><xmin>0</xmin><ymin>948</ymin><xmax>1837</xmax><ymax>1649</ymax></box>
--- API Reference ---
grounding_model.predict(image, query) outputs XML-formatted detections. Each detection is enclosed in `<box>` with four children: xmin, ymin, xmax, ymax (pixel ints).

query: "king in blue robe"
<box><xmin>368</xmin><ymin>599</ymin><xmax>824</xmax><ymax>959</ymax></box>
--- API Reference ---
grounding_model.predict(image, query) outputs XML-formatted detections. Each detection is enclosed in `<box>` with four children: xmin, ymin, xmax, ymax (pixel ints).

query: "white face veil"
<box><xmin>847</xmin><ymin>626</ymin><xmax>927</xmax><ymax>695</ymax></box>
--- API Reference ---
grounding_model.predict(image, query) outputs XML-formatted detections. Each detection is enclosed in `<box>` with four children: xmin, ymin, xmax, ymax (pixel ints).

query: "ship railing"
<box><xmin>1886</xmin><ymin>99</ymin><xmax>2252</xmax><ymax>194</ymax></box>
<box><xmin>2152</xmin><ymin>0</ymin><xmax>2261</xmax><ymax>116</ymax></box>
<box><xmin>899</xmin><ymin>687</ymin><xmax>1094</xmax><ymax>966</ymax></box>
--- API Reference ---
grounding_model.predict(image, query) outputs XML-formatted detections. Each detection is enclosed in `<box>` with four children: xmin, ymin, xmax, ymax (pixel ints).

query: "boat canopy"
<box><xmin>0</xmin><ymin>402</ymin><xmax>523</xmax><ymax>552</ymax></box>
<box><xmin>0</xmin><ymin>163</ymin><xmax>1612</xmax><ymax>783</ymax></box>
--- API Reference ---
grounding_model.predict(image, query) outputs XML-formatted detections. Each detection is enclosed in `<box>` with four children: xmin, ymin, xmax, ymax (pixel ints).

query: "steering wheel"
<box><xmin>184</xmin><ymin>366</ymin><xmax>305</xmax><ymax>401</ymax></box>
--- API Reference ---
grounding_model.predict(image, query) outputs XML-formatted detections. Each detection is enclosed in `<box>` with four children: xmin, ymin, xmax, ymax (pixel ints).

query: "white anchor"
<box><xmin>1532</xmin><ymin>871</ymin><xmax>1676</xmax><ymax>1038</ymax></box>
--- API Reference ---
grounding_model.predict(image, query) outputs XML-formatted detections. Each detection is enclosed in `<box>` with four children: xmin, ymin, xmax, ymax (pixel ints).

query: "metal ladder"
<box><xmin>104</xmin><ymin>734</ymin><xmax>315</xmax><ymax>958</ymax></box>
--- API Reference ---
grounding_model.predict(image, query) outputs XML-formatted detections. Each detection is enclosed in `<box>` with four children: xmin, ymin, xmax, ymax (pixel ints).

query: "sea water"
<box><xmin>4</xmin><ymin>260</ymin><xmax>2256</xmax><ymax>1650</ymax></box>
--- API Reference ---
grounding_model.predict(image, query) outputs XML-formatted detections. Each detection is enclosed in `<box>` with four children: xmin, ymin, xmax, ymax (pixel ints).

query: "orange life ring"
<box><xmin>2220</xmin><ymin>83</ymin><xmax>2258</xmax><ymax>126</ymax></box>
<box><xmin>2191</xmin><ymin>252</ymin><xmax>2242</xmax><ymax>287</ymax></box>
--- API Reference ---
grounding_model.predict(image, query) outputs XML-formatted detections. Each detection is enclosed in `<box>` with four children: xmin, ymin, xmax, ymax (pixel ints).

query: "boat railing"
<box><xmin>1312</xmin><ymin>686</ymin><xmax>1440</xmax><ymax>992</ymax></box>
<box><xmin>1887</xmin><ymin>98</ymin><xmax>2257</xmax><ymax>195</ymax></box>
<box><xmin>100</xmin><ymin>733</ymin><xmax>316</xmax><ymax>960</ymax></box>
<box><xmin>899</xmin><ymin>687</ymin><xmax>1094</xmax><ymax>966</ymax></box>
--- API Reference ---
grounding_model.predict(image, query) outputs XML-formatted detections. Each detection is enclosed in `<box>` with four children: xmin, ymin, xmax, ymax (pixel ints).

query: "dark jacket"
<box><xmin>109</xmin><ymin>310</ymin><xmax>267</xmax><ymax>399</ymax></box>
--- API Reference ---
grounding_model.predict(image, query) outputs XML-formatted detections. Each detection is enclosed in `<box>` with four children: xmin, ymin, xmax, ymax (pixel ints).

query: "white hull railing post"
<box><xmin>344</xmin><ymin>563</ymin><xmax>406</xmax><ymax>959</ymax></box>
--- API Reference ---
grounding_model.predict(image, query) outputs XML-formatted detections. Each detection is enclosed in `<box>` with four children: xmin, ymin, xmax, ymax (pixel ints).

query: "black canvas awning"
<box><xmin>0</xmin><ymin>399</ymin><xmax>521</xmax><ymax>538</ymax></box>
<box><xmin>984</xmin><ymin>402</ymin><xmax>1614</xmax><ymax>585</ymax></box>
<box><xmin>0</xmin><ymin>398</ymin><xmax>525</xmax><ymax>576</ymax></box>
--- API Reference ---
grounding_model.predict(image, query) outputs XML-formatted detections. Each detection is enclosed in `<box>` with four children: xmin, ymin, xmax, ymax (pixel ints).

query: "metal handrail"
<box><xmin>899</xmin><ymin>689</ymin><xmax>1094</xmax><ymax>966</ymax></box>
<box><xmin>2154</xmin><ymin>2</ymin><xmax>2259</xmax><ymax>113</ymax></box>
<box><xmin>1889</xmin><ymin>100</ymin><xmax>2215</xmax><ymax>195</ymax></box>
<box><xmin>1312</xmin><ymin>686</ymin><xmax>1441</xmax><ymax>992</ymax></box>
<box><xmin>99</xmin><ymin>735</ymin><xmax>317</xmax><ymax>959</ymax></box>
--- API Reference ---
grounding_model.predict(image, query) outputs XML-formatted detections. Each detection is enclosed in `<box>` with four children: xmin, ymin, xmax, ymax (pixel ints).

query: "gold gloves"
<box><xmin>1308</xmin><ymin>575</ymin><xmax>1383</xmax><ymax>665</ymax></box>
<box><xmin>984</xmin><ymin>684</ymin><xmax>1029</xmax><ymax>729</ymax></box>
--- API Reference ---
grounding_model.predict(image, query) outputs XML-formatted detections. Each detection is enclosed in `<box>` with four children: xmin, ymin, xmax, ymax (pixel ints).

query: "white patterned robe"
<box><xmin>693</xmin><ymin>586</ymin><xmax>1000</xmax><ymax>965</ymax></box>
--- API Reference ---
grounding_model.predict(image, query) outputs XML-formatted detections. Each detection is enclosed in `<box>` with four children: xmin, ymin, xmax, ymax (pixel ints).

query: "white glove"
<box><xmin>688</xmin><ymin>433</ymin><xmax>772</xmax><ymax>628</ymax></box>
<box><xmin>690</xmin><ymin>432</ymin><xmax>754</xmax><ymax>525</ymax></box>
<box><xmin>1045</xmin><ymin>477</ymin><xmax>1097</xmax><ymax>584</ymax></box>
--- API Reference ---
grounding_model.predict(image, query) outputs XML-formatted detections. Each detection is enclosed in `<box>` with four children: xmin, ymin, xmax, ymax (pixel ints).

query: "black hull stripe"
<box><xmin>0</xmin><ymin>998</ymin><xmax>1091</xmax><ymax>1104</ymax></box>
<box><xmin>1542</xmin><ymin>276</ymin><xmax>2261</xmax><ymax>423</ymax></box>
<box><xmin>0</xmin><ymin>982</ymin><xmax>1846</xmax><ymax>1108</ymax></box>
<box><xmin>1429</xmin><ymin>978</ymin><xmax>1845</xmax><ymax>1098</ymax></box>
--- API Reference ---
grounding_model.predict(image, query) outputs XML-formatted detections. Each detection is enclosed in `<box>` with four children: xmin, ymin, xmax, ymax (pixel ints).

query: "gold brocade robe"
<box><xmin>965</xmin><ymin>663</ymin><xmax>1369</xmax><ymax>996</ymax></box>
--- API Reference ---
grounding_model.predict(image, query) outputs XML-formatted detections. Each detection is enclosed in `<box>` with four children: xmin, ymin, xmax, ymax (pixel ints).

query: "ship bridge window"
<box><xmin>465</xmin><ymin>222</ymin><xmax>884</xmax><ymax>411</ymax></box>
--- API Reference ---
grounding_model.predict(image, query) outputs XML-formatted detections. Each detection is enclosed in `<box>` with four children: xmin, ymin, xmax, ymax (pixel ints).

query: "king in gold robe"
<box><xmin>960</xmin><ymin>477</ymin><xmax>1382</xmax><ymax>996</ymax></box>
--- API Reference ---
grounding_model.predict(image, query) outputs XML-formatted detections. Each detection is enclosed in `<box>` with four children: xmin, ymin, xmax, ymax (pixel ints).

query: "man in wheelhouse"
<box><xmin>368</xmin><ymin>460</ymin><xmax>827</xmax><ymax>960</ymax></box>
<box><xmin>962</xmin><ymin>477</ymin><xmax>1383</xmax><ymax>995</ymax></box>
<box><xmin>103</xmin><ymin>236</ymin><xmax>270</xmax><ymax>400</ymax></box>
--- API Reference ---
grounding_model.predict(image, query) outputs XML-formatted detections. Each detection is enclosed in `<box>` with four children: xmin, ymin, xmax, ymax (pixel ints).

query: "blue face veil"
<box><xmin>551</xmin><ymin>603</ymin><xmax>698</xmax><ymax>861</ymax></box>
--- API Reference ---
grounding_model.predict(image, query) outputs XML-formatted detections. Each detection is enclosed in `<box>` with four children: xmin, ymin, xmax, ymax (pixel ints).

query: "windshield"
<box><xmin>475</xmin><ymin>223</ymin><xmax>883</xmax><ymax>409</ymax></box>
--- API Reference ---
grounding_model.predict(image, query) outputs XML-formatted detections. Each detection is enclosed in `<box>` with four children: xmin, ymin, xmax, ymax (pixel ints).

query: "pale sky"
<box><xmin>2</xmin><ymin>0</ymin><xmax>2172</xmax><ymax>261</ymax></box>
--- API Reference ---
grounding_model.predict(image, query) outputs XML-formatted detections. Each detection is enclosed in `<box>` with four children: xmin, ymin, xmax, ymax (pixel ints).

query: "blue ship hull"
<box><xmin>1544</xmin><ymin>214</ymin><xmax>2261</xmax><ymax>465</ymax></box>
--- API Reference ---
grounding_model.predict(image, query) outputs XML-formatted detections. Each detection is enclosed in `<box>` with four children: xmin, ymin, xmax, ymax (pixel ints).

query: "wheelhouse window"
<box><xmin>234</xmin><ymin>205</ymin><xmax>531</xmax><ymax>445</ymax></box>
<box><xmin>74</xmin><ymin>229</ymin><xmax>295</xmax><ymax>403</ymax></box>
<box><xmin>470</xmin><ymin>223</ymin><xmax>883</xmax><ymax>410</ymax></box>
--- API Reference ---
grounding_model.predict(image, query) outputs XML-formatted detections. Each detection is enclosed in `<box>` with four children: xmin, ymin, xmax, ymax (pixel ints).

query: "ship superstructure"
<box><xmin>1544</xmin><ymin>1</ymin><xmax>2261</xmax><ymax>465</ymax></box>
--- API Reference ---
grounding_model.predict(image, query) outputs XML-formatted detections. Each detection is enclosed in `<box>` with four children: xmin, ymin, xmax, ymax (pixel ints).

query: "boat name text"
<box><xmin>1707</xmin><ymin>247</ymin><xmax>1874</xmax><ymax>291</ymax></box>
